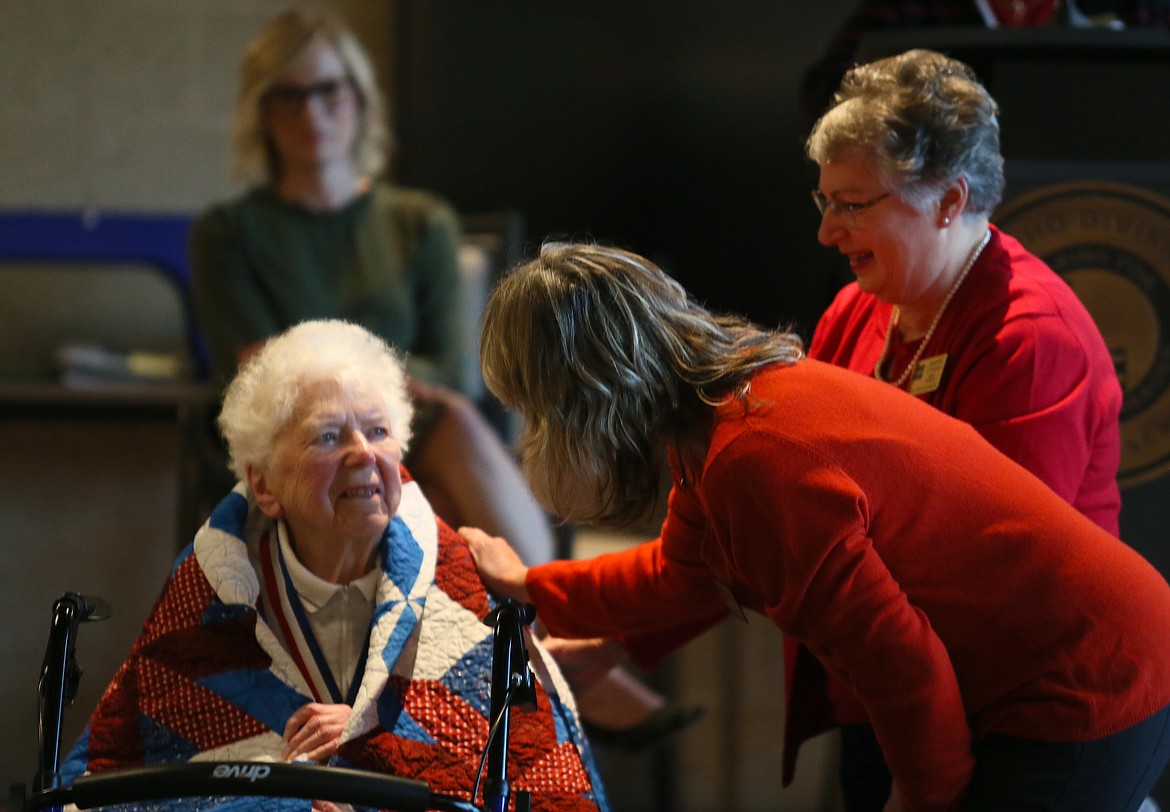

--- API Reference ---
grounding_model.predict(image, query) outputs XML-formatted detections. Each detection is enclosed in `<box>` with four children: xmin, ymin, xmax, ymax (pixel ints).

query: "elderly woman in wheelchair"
<box><xmin>53</xmin><ymin>319</ymin><xmax>608</xmax><ymax>812</ymax></box>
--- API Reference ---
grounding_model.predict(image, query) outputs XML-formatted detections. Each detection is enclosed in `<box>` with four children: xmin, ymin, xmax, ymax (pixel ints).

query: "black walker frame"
<box><xmin>15</xmin><ymin>592</ymin><xmax>539</xmax><ymax>812</ymax></box>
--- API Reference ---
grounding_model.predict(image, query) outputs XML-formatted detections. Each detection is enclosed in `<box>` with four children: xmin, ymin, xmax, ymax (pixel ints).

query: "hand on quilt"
<box><xmin>282</xmin><ymin>702</ymin><xmax>352</xmax><ymax>763</ymax></box>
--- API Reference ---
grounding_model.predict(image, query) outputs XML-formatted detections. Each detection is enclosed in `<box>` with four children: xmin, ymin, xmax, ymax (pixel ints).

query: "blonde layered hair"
<box><xmin>480</xmin><ymin>243</ymin><xmax>803</xmax><ymax>527</ymax></box>
<box><xmin>231</xmin><ymin>4</ymin><xmax>390</xmax><ymax>184</ymax></box>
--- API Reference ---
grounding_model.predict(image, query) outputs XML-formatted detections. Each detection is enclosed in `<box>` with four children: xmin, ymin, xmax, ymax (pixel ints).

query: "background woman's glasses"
<box><xmin>263</xmin><ymin>77</ymin><xmax>355</xmax><ymax>116</ymax></box>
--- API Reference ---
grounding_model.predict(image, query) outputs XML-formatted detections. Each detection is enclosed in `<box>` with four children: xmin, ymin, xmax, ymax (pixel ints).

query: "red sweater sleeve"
<box><xmin>525</xmin><ymin>486</ymin><xmax>728</xmax><ymax>647</ymax></box>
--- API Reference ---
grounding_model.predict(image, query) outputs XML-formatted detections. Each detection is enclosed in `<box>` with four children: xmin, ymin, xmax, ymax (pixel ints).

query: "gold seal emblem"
<box><xmin>997</xmin><ymin>181</ymin><xmax>1170</xmax><ymax>487</ymax></box>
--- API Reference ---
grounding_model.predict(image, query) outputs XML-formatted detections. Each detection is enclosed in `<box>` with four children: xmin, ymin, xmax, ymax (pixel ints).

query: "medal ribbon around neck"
<box><xmin>874</xmin><ymin>228</ymin><xmax>991</xmax><ymax>390</ymax></box>
<box><xmin>257</xmin><ymin>529</ymin><xmax>369</xmax><ymax>706</ymax></box>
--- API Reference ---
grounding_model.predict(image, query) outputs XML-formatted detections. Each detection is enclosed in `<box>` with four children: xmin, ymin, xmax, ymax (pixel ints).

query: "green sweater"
<box><xmin>190</xmin><ymin>183</ymin><xmax>466</xmax><ymax>393</ymax></box>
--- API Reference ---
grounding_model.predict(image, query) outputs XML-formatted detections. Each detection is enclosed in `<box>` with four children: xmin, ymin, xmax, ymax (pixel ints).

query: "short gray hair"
<box><xmin>230</xmin><ymin>4</ymin><xmax>390</xmax><ymax>184</ymax></box>
<box><xmin>219</xmin><ymin>319</ymin><xmax>412</xmax><ymax>482</ymax></box>
<box><xmin>806</xmin><ymin>49</ymin><xmax>1004</xmax><ymax>215</ymax></box>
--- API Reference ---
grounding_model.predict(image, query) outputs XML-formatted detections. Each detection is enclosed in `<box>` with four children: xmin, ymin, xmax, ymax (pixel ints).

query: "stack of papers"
<box><xmin>54</xmin><ymin>344</ymin><xmax>187</xmax><ymax>389</ymax></box>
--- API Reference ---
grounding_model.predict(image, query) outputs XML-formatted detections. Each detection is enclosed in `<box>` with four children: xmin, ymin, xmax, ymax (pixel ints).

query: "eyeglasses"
<box><xmin>262</xmin><ymin>77</ymin><xmax>355</xmax><ymax>116</ymax></box>
<box><xmin>811</xmin><ymin>190</ymin><xmax>891</xmax><ymax>223</ymax></box>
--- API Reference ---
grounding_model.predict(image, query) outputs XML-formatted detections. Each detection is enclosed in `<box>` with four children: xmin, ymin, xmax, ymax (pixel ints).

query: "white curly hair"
<box><xmin>218</xmin><ymin>319</ymin><xmax>412</xmax><ymax>482</ymax></box>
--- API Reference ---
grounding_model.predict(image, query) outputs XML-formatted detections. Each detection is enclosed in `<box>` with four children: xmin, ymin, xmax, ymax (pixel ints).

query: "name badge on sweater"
<box><xmin>908</xmin><ymin>354</ymin><xmax>947</xmax><ymax>396</ymax></box>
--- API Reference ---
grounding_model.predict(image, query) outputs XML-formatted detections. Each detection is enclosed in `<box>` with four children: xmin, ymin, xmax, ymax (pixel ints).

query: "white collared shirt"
<box><xmin>277</xmin><ymin>525</ymin><xmax>379</xmax><ymax>701</ymax></box>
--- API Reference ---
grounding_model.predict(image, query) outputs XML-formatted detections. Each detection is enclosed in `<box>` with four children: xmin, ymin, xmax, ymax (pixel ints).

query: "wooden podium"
<box><xmin>858</xmin><ymin>28</ymin><xmax>1170</xmax><ymax>574</ymax></box>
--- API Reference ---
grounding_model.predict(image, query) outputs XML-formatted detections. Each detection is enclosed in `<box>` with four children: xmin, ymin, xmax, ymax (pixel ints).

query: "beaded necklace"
<box><xmin>873</xmin><ymin>228</ymin><xmax>991</xmax><ymax>389</ymax></box>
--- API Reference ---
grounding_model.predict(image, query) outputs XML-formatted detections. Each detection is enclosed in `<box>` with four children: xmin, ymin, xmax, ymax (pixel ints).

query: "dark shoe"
<box><xmin>583</xmin><ymin>703</ymin><xmax>705</xmax><ymax>752</ymax></box>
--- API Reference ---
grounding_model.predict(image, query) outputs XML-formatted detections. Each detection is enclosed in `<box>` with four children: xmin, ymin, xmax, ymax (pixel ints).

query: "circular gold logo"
<box><xmin>996</xmin><ymin>181</ymin><xmax>1170</xmax><ymax>488</ymax></box>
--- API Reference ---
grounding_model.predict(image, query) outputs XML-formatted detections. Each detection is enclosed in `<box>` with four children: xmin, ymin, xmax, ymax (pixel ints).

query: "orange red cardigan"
<box><xmin>526</xmin><ymin>360</ymin><xmax>1170</xmax><ymax>812</ymax></box>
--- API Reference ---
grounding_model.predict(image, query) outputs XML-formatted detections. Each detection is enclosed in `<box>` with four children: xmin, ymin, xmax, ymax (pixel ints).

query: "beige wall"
<box><xmin>0</xmin><ymin>0</ymin><xmax>395</xmax><ymax>213</ymax></box>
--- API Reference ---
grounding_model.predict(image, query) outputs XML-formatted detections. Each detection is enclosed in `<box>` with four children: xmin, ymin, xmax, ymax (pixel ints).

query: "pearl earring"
<box><xmin>943</xmin><ymin>216</ymin><xmax>951</xmax><ymax>225</ymax></box>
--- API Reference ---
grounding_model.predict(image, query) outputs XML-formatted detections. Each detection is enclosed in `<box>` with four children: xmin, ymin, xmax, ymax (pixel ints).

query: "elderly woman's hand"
<box><xmin>282</xmin><ymin>702</ymin><xmax>352</xmax><ymax>763</ymax></box>
<box><xmin>459</xmin><ymin>526</ymin><xmax>531</xmax><ymax>602</ymax></box>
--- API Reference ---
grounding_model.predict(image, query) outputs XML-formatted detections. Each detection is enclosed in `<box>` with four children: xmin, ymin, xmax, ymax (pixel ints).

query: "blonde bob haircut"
<box><xmin>480</xmin><ymin>242</ymin><xmax>804</xmax><ymax>527</ymax></box>
<box><xmin>230</xmin><ymin>4</ymin><xmax>390</xmax><ymax>184</ymax></box>
<box><xmin>219</xmin><ymin>319</ymin><xmax>412</xmax><ymax>484</ymax></box>
<box><xmin>806</xmin><ymin>48</ymin><xmax>1005</xmax><ymax>216</ymax></box>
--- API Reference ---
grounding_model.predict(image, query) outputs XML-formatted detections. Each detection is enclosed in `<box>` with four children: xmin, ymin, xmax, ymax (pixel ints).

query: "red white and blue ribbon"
<box><xmin>255</xmin><ymin>528</ymin><xmax>369</xmax><ymax>706</ymax></box>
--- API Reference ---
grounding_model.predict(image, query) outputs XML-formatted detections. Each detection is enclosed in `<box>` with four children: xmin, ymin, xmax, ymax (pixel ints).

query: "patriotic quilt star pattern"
<box><xmin>59</xmin><ymin>473</ymin><xmax>609</xmax><ymax>811</ymax></box>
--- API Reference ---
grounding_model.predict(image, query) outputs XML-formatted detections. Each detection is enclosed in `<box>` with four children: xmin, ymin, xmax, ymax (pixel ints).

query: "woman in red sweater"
<box><xmin>805</xmin><ymin>48</ymin><xmax>1126</xmax><ymax>809</ymax></box>
<box><xmin>462</xmin><ymin>242</ymin><xmax>1170</xmax><ymax>812</ymax></box>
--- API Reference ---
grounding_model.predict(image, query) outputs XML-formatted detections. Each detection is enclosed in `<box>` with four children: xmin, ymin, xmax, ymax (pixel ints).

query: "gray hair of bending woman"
<box><xmin>480</xmin><ymin>243</ymin><xmax>804</xmax><ymax>528</ymax></box>
<box><xmin>218</xmin><ymin>319</ymin><xmax>412</xmax><ymax>484</ymax></box>
<box><xmin>231</xmin><ymin>4</ymin><xmax>390</xmax><ymax>184</ymax></box>
<box><xmin>806</xmin><ymin>48</ymin><xmax>1005</xmax><ymax>216</ymax></box>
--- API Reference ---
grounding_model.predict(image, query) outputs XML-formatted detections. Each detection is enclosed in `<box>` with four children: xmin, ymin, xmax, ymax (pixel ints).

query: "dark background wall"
<box><xmin>387</xmin><ymin>7</ymin><xmax>1170</xmax><ymax>583</ymax></box>
<box><xmin>388</xmin><ymin>1</ymin><xmax>859</xmax><ymax>340</ymax></box>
